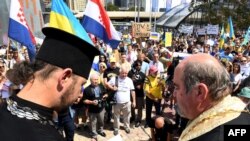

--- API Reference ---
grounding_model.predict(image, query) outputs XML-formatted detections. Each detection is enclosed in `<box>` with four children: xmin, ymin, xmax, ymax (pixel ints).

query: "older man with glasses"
<box><xmin>106</xmin><ymin>65</ymin><xmax>136</xmax><ymax>135</ymax></box>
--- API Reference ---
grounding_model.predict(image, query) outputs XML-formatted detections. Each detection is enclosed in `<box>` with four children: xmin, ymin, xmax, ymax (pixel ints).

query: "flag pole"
<box><xmin>154</xmin><ymin>11</ymin><xmax>157</xmax><ymax>32</ymax></box>
<box><xmin>149</xmin><ymin>0</ymin><xmax>152</xmax><ymax>25</ymax></box>
<box><xmin>6</xmin><ymin>38</ymin><xmax>10</xmax><ymax>67</ymax></box>
<box><xmin>134</xmin><ymin>0</ymin><xmax>137</xmax><ymax>22</ymax></box>
<box><xmin>138</xmin><ymin>0</ymin><xmax>140</xmax><ymax>22</ymax></box>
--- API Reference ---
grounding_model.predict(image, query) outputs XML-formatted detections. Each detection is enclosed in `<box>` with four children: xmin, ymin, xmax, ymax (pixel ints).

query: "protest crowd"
<box><xmin>0</xmin><ymin>0</ymin><xmax>250</xmax><ymax>141</ymax></box>
<box><xmin>1</xmin><ymin>27</ymin><xmax>250</xmax><ymax>141</ymax></box>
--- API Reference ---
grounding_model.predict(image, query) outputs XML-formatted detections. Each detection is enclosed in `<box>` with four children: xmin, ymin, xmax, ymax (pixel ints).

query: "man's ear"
<box><xmin>58</xmin><ymin>68</ymin><xmax>73</xmax><ymax>85</ymax></box>
<box><xmin>56</xmin><ymin>69</ymin><xmax>73</xmax><ymax>92</ymax></box>
<box><xmin>196</xmin><ymin>83</ymin><xmax>209</xmax><ymax>102</ymax></box>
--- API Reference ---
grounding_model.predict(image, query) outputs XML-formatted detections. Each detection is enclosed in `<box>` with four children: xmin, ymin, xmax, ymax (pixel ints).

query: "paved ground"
<box><xmin>74</xmin><ymin>104</ymin><xmax>179</xmax><ymax>141</ymax></box>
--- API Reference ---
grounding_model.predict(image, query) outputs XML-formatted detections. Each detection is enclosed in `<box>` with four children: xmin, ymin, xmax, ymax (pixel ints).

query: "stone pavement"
<box><xmin>74</xmin><ymin>105</ymin><xmax>179</xmax><ymax>141</ymax></box>
<box><xmin>74</xmin><ymin>121</ymin><xmax>151</xmax><ymax>141</ymax></box>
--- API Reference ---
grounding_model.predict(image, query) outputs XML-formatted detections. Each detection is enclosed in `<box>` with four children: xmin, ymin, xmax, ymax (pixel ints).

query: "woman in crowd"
<box><xmin>231</xmin><ymin>63</ymin><xmax>242</xmax><ymax>94</ymax></box>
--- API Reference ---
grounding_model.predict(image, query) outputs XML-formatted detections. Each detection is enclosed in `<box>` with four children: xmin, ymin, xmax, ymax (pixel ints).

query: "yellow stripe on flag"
<box><xmin>49</xmin><ymin>11</ymin><xmax>75</xmax><ymax>35</ymax></box>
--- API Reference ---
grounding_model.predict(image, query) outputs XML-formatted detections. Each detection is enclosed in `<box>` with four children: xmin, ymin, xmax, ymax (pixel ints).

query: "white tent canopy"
<box><xmin>156</xmin><ymin>3</ymin><xmax>194</xmax><ymax>28</ymax></box>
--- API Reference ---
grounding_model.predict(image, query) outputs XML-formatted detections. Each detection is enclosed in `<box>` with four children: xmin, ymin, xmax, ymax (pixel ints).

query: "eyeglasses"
<box><xmin>100</xmin><ymin>66</ymin><xmax>105</xmax><ymax>68</ymax></box>
<box><xmin>241</xmin><ymin>60</ymin><xmax>247</xmax><ymax>62</ymax></box>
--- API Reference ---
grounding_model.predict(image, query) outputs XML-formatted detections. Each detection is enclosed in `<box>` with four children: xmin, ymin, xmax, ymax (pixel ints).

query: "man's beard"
<box><xmin>56</xmin><ymin>80</ymin><xmax>76</xmax><ymax>111</ymax></box>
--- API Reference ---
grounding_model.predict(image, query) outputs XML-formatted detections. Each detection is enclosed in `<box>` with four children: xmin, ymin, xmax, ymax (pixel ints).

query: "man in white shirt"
<box><xmin>106</xmin><ymin>65</ymin><xmax>136</xmax><ymax>136</ymax></box>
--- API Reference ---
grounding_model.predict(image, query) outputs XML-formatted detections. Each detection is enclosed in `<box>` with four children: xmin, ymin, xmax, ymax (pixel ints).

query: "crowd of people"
<box><xmin>0</xmin><ymin>26</ymin><xmax>250</xmax><ymax>141</ymax></box>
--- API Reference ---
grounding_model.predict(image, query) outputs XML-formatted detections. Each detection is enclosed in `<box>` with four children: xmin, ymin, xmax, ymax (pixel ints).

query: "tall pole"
<box><xmin>149</xmin><ymin>0</ymin><xmax>152</xmax><ymax>25</ymax></box>
<box><xmin>137</xmin><ymin>0</ymin><xmax>140</xmax><ymax>22</ymax></box>
<box><xmin>134</xmin><ymin>0</ymin><xmax>137</xmax><ymax>22</ymax></box>
<box><xmin>154</xmin><ymin>12</ymin><xmax>156</xmax><ymax>32</ymax></box>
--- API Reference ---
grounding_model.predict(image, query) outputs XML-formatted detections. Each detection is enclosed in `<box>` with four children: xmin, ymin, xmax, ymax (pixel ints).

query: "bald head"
<box><xmin>179</xmin><ymin>54</ymin><xmax>221</xmax><ymax>69</ymax></box>
<box><xmin>175</xmin><ymin>53</ymin><xmax>230</xmax><ymax>102</ymax></box>
<box><xmin>155</xmin><ymin>117</ymin><xmax>165</xmax><ymax>129</ymax></box>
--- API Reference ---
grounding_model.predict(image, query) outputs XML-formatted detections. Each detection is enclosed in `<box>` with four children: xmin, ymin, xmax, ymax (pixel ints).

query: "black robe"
<box><xmin>0</xmin><ymin>95</ymin><xmax>65</xmax><ymax>141</ymax></box>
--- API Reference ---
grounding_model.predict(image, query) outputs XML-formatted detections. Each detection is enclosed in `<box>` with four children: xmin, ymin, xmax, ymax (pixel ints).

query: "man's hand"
<box><xmin>102</xmin><ymin>94</ymin><xmax>108</xmax><ymax>100</ymax></box>
<box><xmin>136</xmin><ymin>85</ymin><xmax>141</xmax><ymax>89</ymax></box>
<box><xmin>113</xmin><ymin>86</ymin><xmax>118</xmax><ymax>91</ymax></box>
<box><xmin>73</xmin><ymin>97</ymin><xmax>81</xmax><ymax>104</ymax></box>
<box><xmin>132</xmin><ymin>102</ymin><xmax>136</xmax><ymax>108</ymax></box>
<box><xmin>92</xmin><ymin>100</ymin><xmax>98</xmax><ymax>106</ymax></box>
<box><xmin>153</xmin><ymin>98</ymin><xmax>159</xmax><ymax>102</ymax></box>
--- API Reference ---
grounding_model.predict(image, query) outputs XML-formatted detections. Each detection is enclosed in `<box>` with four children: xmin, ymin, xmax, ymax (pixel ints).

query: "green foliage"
<box><xmin>128</xmin><ymin>7</ymin><xmax>136</xmax><ymax>11</ymax></box>
<box><xmin>190</xmin><ymin>0</ymin><xmax>250</xmax><ymax>30</ymax></box>
<box><xmin>106</xmin><ymin>2</ymin><xmax>119</xmax><ymax>11</ymax></box>
<box><xmin>128</xmin><ymin>7</ymin><xmax>145</xmax><ymax>11</ymax></box>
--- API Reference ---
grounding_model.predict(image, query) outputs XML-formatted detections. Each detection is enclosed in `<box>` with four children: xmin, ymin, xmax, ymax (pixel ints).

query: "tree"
<box><xmin>106</xmin><ymin>2</ymin><xmax>119</xmax><ymax>11</ymax></box>
<box><xmin>128</xmin><ymin>6</ymin><xmax>145</xmax><ymax>11</ymax></box>
<box><xmin>190</xmin><ymin>0</ymin><xmax>250</xmax><ymax>30</ymax></box>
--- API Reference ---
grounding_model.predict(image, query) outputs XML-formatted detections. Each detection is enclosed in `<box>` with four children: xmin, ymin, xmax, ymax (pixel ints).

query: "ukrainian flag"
<box><xmin>241</xmin><ymin>26</ymin><xmax>250</xmax><ymax>46</ymax></box>
<box><xmin>219</xmin><ymin>25</ymin><xmax>225</xmax><ymax>49</ymax></box>
<box><xmin>226</xmin><ymin>16</ymin><xmax>235</xmax><ymax>39</ymax></box>
<box><xmin>49</xmin><ymin>0</ymin><xmax>93</xmax><ymax>45</ymax></box>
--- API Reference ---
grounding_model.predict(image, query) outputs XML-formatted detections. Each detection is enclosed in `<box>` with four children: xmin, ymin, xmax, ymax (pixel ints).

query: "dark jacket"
<box><xmin>83</xmin><ymin>84</ymin><xmax>107</xmax><ymax>113</ymax></box>
<box><xmin>0</xmin><ymin>95</ymin><xmax>65</xmax><ymax>141</ymax></box>
<box><xmin>128</xmin><ymin>69</ymin><xmax>146</xmax><ymax>97</ymax></box>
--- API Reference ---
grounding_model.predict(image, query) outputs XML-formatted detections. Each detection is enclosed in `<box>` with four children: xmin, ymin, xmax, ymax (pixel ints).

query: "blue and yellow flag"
<box><xmin>50</xmin><ymin>0</ymin><xmax>93</xmax><ymax>45</ymax></box>
<box><xmin>241</xmin><ymin>26</ymin><xmax>250</xmax><ymax>46</ymax></box>
<box><xmin>219</xmin><ymin>25</ymin><xmax>225</xmax><ymax>49</ymax></box>
<box><xmin>226</xmin><ymin>16</ymin><xmax>235</xmax><ymax>39</ymax></box>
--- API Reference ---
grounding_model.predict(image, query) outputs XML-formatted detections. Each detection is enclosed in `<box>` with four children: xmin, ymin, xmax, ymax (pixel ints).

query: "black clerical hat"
<box><xmin>36</xmin><ymin>27</ymin><xmax>99</xmax><ymax>78</ymax></box>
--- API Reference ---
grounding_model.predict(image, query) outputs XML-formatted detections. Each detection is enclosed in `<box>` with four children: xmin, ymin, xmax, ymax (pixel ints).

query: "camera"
<box><xmin>94</xmin><ymin>99</ymin><xmax>104</xmax><ymax>108</ymax></box>
<box><xmin>109</xmin><ymin>99</ymin><xmax>117</xmax><ymax>105</ymax></box>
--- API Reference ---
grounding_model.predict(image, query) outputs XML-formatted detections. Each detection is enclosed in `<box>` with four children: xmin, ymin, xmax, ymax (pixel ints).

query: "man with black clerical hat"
<box><xmin>0</xmin><ymin>27</ymin><xmax>99</xmax><ymax>141</ymax></box>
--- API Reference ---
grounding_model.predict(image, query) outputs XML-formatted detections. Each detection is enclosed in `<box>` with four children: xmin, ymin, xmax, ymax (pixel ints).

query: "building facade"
<box><xmin>68</xmin><ymin>0</ymin><xmax>87</xmax><ymax>12</ymax></box>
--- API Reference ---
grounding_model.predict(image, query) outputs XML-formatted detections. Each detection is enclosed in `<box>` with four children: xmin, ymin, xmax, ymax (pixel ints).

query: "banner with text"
<box><xmin>196</xmin><ymin>28</ymin><xmax>206</xmax><ymax>35</ymax></box>
<box><xmin>206</xmin><ymin>24</ymin><xmax>219</xmax><ymax>35</ymax></box>
<box><xmin>179</xmin><ymin>25</ymin><xmax>194</xmax><ymax>34</ymax></box>
<box><xmin>132</xmin><ymin>22</ymin><xmax>151</xmax><ymax>38</ymax></box>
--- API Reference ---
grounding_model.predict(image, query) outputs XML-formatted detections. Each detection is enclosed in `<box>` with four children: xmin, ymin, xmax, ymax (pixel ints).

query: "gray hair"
<box><xmin>90</xmin><ymin>73</ymin><xmax>99</xmax><ymax>80</ymax></box>
<box><xmin>182</xmin><ymin>61</ymin><xmax>231</xmax><ymax>102</ymax></box>
<box><xmin>119</xmin><ymin>64</ymin><xmax>130</xmax><ymax>73</ymax></box>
